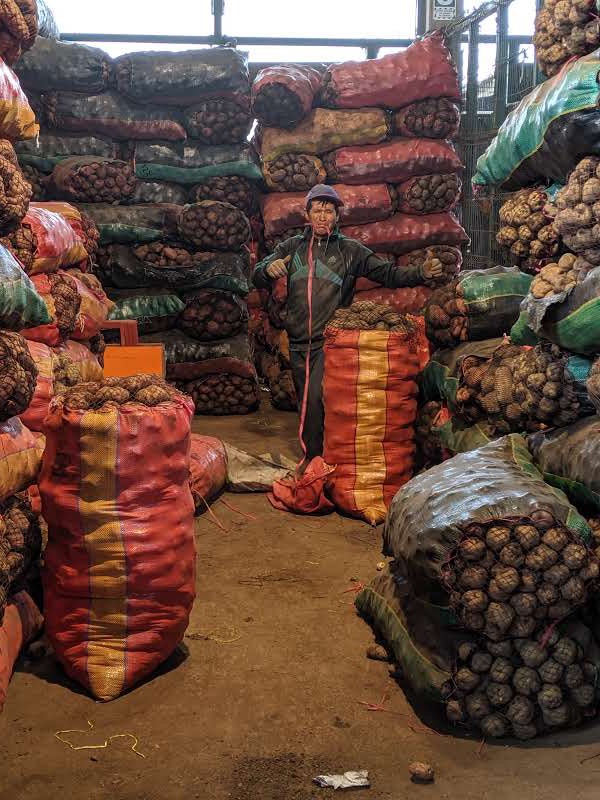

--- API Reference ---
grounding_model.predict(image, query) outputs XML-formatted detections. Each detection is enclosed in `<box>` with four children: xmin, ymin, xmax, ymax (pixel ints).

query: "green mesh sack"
<box><xmin>473</xmin><ymin>50</ymin><xmax>600</xmax><ymax>190</ymax></box>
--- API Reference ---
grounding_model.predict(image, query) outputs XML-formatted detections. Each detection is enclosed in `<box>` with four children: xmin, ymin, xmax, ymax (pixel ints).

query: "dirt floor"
<box><xmin>2</xmin><ymin>400</ymin><xmax>600</xmax><ymax>799</ymax></box>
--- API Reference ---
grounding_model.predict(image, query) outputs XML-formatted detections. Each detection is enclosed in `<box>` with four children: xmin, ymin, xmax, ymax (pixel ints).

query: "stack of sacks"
<box><xmin>15</xmin><ymin>39</ymin><xmax>263</xmax><ymax>416</ymax></box>
<box><xmin>253</xmin><ymin>33</ymin><xmax>467</xmax><ymax>408</ymax></box>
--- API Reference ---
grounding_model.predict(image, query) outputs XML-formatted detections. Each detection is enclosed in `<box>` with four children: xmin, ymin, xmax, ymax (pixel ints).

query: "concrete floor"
<box><xmin>2</xmin><ymin>400</ymin><xmax>600</xmax><ymax>800</ymax></box>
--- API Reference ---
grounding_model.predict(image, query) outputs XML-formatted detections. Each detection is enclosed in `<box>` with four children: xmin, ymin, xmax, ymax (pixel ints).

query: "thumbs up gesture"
<box><xmin>266</xmin><ymin>254</ymin><xmax>291</xmax><ymax>279</ymax></box>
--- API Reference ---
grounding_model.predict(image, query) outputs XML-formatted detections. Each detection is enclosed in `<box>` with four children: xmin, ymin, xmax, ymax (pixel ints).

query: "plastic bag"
<box><xmin>341</xmin><ymin>212</ymin><xmax>468</xmax><ymax>255</ymax></box>
<box><xmin>382</xmin><ymin>434</ymin><xmax>591</xmax><ymax>574</ymax></box>
<box><xmin>44</xmin><ymin>90</ymin><xmax>186</xmax><ymax>142</ymax></box>
<box><xmin>323</xmin><ymin>320</ymin><xmax>427</xmax><ymax>525</ymax></box>
<box><xmin>323</xmin><ymin>138</ymin><xmax>462</xmax><ymax>185</ymax></box>
<box><xmin>0</xmin><ymin>55</ymin><xmax>38</xmax><ymax>140</ymax></box>
<box><xmin>189</xmin><ymin>433</ymin><xmax>227</xmax><ymax>512</ymax></box>
<box><xmin>41</xmin><ymin>392</ymin><xmax>195</xmax><ymax>701</ymax></box>
<box><xmin>114</xmin><ymin>47</ymin><xmax>249</xmax><ymax>106</ymax></box>
<box><xmin>25</xmin><ymin>204</ymin><xmax>88</xmax><ymax>274</ymax></box>
<box><xmin>252</xmin><ymin>64</ymin><xmax>321</xmax><ymax>128</ymax></box>
<box><xmin>108</xmin><ymin>289</ymin><xmax>185</xmax><ymax>335</ymax></box>
<box><xmin>76</xmin><ymin>203</ymin><xmax>181</xmax><ymax>245</ymax></box>
<box><xmin>96</xmin><ymin>244</ymin><xmax>249</xmax><ymax>296</ymax></box>
<box><xmin>268</xmin><ymin>458</ymin><xmax>336</xmax><ymax>515</ymax></box>
<box><xmin>69</xmin><ymin>269</ymin><xmax>114</xmax><ymax>340</ymax></box>
<box><xmin>15</xmin><ymin>133</ymin><xmax>120</xmax><ymax>174</ymax></box>
<box><xmin>520</xmin><ymin>266</ymin><xmax>600</xmax><ymax>356</ymax></box>
<box><xmin>14</xmin><ymin>37</ymin><xmax>112</xmax><ymax>93</ymax></box>
<box><xmin>473</xmin><ymin>50</ymin><xmax>600</xmax><ymax>190</ymax></box>
<box><xmin>0</xmin><ymin>591</ymin><xmax>43</xmax><ymax>712</ymax></box>
<box><xmin>259</xmin><ymin>107</ymin><xmax>388</xmax><ymax>162</ymax></box>
<box><xmin>320</xmin><ymin>31</ymin><xmax>459</xmax><ymax>110</ymax></box>
<box><xmin>261</xmin><ymin>184</ymin><xmax>395</xmax><ymax>238</ymax></box>
<box><xmin>133</xmin><ymin>141</ymin><xmax>262</xmax><ymax>184</ymax></box>
<box><xmin>0</xmin><ymin>243</ymin><xmax>51</xmax><ymax>329</ymax></box>
<box><xmin>529</xmin><ymin>418</ymin><xmax>600</xmax><ymax>513</ymax></box>
<box><xmin>355</xmin><ymin>566</ymin><xmax>466</xmax><ymax>700</ymax></box>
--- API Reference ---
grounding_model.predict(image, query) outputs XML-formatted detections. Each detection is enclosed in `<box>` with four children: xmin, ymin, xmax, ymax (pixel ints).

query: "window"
<box><xmin>49</xmin><ymin>0</ymin><xmax>213</xmax><ymax>36</ymax></box>
<box><xmin>223</xmin><ymin>0</ymin><xmax>415</xmax><ymax>40</ymax></box>
<box><xmin>244</xmin><ymin>45</ymin><xmax>365</xmax><ymax>64</ymax></box>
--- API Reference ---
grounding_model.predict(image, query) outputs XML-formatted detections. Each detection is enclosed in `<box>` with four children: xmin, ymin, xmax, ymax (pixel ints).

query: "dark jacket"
<box><xmin>253</xmin><ymin>227</ymin><xmax>423</xmax><ymax>351</ymax></box>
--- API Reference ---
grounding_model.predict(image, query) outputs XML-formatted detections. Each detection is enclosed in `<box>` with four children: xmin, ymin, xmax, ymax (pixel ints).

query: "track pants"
<box><xmin>289</xmin><ymin>346</ymin><xmax>325</xmax><ymax>461</ymax></box>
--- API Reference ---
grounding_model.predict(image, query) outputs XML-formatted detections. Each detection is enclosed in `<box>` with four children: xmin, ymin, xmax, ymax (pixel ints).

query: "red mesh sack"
<box><xmin>40</xmin><ymin>390</ymin><xmax>196</xmax><ymax>701</ymax></box>
<box><xmin>252</xmin><ymin>65</ymin><xmax>321</xmax><ymax>128</ymax></box>
<box><xmin>189</xmin><ymin>433</ymin><xmax>227</xmax><ymax>512</ymax></box>
<box><xmin>342</xmin><ymin>213</ymin><xmax>468</xmax><ymax>255</ymax></box>
<box><xmin>20</xmin><ymin>340</ymin><xmax>53</xmax><ymax>431</ymax></box>
<box><xmin>261</xmin><ymin>184</ymin><xmax>395</xmax><ymax>238</ymax></box>
<box><xmin>320</xmin><ymin>31</ymin><xmax>460</xmax><ymax>110</ymax></box>
<box><xmin>323</xmin><ymin>138</ymin><xmax>462</xmax><ymax>185</ymax></box>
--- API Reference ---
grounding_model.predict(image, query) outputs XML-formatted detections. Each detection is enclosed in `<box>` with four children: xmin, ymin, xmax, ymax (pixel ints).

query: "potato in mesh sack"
<box><xmin>446</xmin><ymin>625</ymin><xmax>597</xmax><ymax>739</ymax></box>
<box><xmin>181</xmin><ymin>99</ymin><xmax>252</xmax><ymax>144</ymax></box>
<box><xmin>425</xmin><ymin>267</ymin><xmax>532</xmax><ymax>347</ymax></box>
<box><xmin>265</xmin><ymin>226</ymin><xmax>305</xmax><ymax>253</ymax></box>
<box><xmin>496</xmin><ymin>188</ymin><xmax>560</xmax><ymax>271</ymax></box>
<box><xmin>61</xmin><ymin>374</ymin><xmax>183</xmax><ymax>412</ymax></box>
<box><xmin>0</xmin><ymin>331</ymin><xmax>37</xmax><ymax>421</ymax></box>
<box><xmin>19</xmin><ymin>164</ymin><xmax>45</xmax><ymax>201</ymax></box>
<box><xmin>393</xmin><ymin>97</ymin><xmax>460</xmax><ymax>140</ymax></box>
<box><xmin>534</xmin><ymin>0</ymin><xmax>600</xmax><ymax>77</ymax></box>
<box><xmin>415</xmin><ymin>400</ymin><xmax>451</xmax><ymax>470</ymax></box>
<box><xmin>0</xmin><ymin>493</ymin><xmax>41</xmax><ymax>624</ymax></box>
<box><xmin>22</xmin><ymin>271</ymin><xmax>82</xmax><ymax>345</ymax></box>
<box><xmin>0</xmin><ymin>0</ymin><xmax>37</xmax><ymax>66</ymax></box>
<box><xmin>455</xmin><ymin>340</ymin><xmax>586</xmax><ymax>434</ymax></box>
<box><xmin>86</xmin><ymin>332</ymin><xmax>105</xmax><ymax>368</ymax></box>
<box><xmin>0</xmin><ymin>219</ymin><xmax>36</xmax><ymax>272</ymax></box>
<box><xmin>175</xmin><ymin>373</ymin><xmax>259</xmax><ymax>416</ymax></box>
<box><xmin>396</xmin><ymin>173</ymin><xmax>461</xmax><ymax>215</ymax></box>
<box><xmin>258</xmin><ymin>351</ymin><xmax>297</xmax><ymax>411</ymax></box>
<box><xmin>0</xmin><ymin>154</ymin><xmax>32</xmax><ymax>236</ymax></box>
<box><xmin>262</xmin><ymin>153</ymin><xmax>326</xmax><ymax>193</ymax></box>
<box><xmin>131</xmin><ymin>241</ymin><xmax>205</xmax><ymax>268</ymax></box>
<box><xmin>178</xmin><ymin>289</ymin><xmax>248</xmax><ymax>341</ymax></box>
<box><xmin>530</xmin><ymin>253</ymin><xmax>593</xmax><ymax>299</ymax></box>
<box><xmin>443</xmin><ymin>514</ymin><xmax>597</xmax><ymax>640</ymax></box>
<box><xmin>177</xmin><ymin>201</ymin><xmax>251</xmax><ymax>251</ymax></box>
<box><xmin>48</xmin><ymin>156</ymin><xmax>137</xmax><ymax>204</ymax></box>
<box><xmin>553</xmin><ymin>156</ymin><xmax>600</xmax><ymax>263</ymax></box>
<box><xmin>332</xmin><ymin>301</ymin><xmax>420</xmax><ymax>333</ymax></box>
<box><xmin>252</xmin><ymin>65</ymin><xmax>321</xmax><ymax>129</ymax></box>
<box><xmin>396</xmin><ymin>245</ymin><xmax>461</xmax><ymax>288</ymax></box>
<box><xmin>190</xmin><ymin>176</ymin><xmax>256</xmax><ymax>217</ymax></box>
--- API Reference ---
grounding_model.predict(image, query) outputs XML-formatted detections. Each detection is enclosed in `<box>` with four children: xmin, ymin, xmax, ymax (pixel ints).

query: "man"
<box><xmin>253</xmin><ymin>184</ymin><xmax>443</xmax><ymax>461</ymax></box>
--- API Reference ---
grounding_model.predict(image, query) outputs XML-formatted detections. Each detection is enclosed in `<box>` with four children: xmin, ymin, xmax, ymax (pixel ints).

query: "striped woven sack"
<box><xmin>40</xmin><ymin>393</ymin><xmax>196</xmax><ymax>701</ymax></box>
<box><xmin>323</xmin><ymin>318</ymin><xmax>428</xmax><ymax>525</ymax></box>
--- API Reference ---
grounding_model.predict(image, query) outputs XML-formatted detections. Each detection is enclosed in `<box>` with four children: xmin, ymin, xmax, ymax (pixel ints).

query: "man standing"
<box><xmin>253</xmin><ymin>184</ymin><xmax>443</xmax><ymax>461</ymax></box>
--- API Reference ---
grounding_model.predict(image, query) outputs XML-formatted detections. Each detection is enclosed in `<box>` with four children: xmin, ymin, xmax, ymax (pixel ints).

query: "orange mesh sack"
<box><xmin>0</xmin><ymin>55</ymin><xmax>37</xmax><ymax>140</ymax></box>
<box><xmin>40</xmin><ymin>378</ymin><xmax>196</xmax><ymax>701</ymax></box>
<box><xmin>323</xmin><ymin>307</ymin><xmax>427</xmax><ymax>525</ymax></box>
